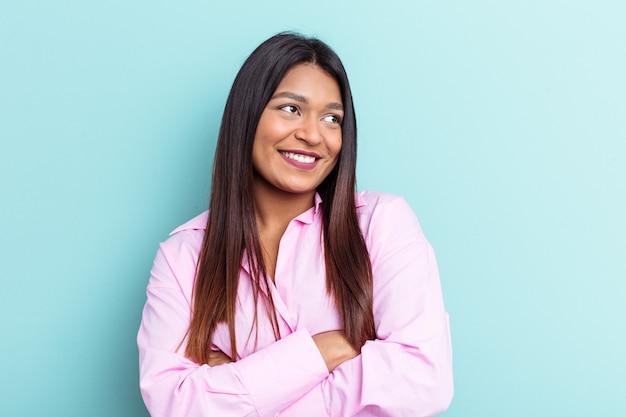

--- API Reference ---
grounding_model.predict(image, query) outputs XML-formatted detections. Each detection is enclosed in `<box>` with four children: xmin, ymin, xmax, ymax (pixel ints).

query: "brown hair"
<box><xmin>185</xmin><ymin>33</ymin><xmax>375</xmax><ymax>363</ymax></box>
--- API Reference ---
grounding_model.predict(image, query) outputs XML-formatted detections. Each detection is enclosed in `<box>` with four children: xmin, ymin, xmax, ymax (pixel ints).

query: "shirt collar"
<box><xmin>292</xmin><ymin>193</ymin><xmax>323</xmax><ymax>225</ymax></box>
<box><xmin>169</xmin><ymin>211</ymin><xmax>208</xmax><ymax>235</ymax></box>
<box><xmin>355</xmin><ymin>191</ymin><xmax>366</xmax><ymax>209</ymax></box>
<box><xmin>294</xmin><ymin>191</ymin><xmax>367</xmax><ymax>224</ymax></box>
<box><xmin>170</xmin><ymin>192</ymin><xmax>366</xmax><ymax>235</ymax></box>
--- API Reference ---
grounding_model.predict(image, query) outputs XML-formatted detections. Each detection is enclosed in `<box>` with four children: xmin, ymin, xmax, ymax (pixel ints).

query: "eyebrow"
<box><xmin>270</xmin><ymin>91</ymin><xmax>344</xmax><ymax>111</ymax></box>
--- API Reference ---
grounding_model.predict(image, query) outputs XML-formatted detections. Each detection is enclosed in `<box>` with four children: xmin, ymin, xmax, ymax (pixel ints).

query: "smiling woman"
<box><xmin>252</xmin><ymin>64</ymin><xmax>343</xmax><ymax>196</ymax></box>
<box><xmin>137</xmin><ymin>33</ymin><xmax>453</xmax><ymax>417</ymax></box>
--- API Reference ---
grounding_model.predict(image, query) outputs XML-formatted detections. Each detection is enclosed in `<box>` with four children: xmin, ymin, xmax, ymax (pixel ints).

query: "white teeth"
<box><xmin>282</xmin><ymin>152</ymin><xmax>316</xmax><ymax>163</ymax></box>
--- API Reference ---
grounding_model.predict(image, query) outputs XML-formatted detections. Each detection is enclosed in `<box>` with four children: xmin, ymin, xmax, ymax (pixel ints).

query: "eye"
<box><xmin>279</xmin><ymin>104</ymin><xmax>299</xmax><ymax>114</ymax></box>
<box><xmin>323</xmin><ymin>114</ymin><xmax>343</xmax><ymax>125</ymax></box>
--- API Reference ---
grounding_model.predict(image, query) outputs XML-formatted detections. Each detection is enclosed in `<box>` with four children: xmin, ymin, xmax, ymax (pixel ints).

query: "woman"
<box><xmin>138</xmin><ymin>33</ymin><xmax>453</xmax><ymax>416</ymax></box>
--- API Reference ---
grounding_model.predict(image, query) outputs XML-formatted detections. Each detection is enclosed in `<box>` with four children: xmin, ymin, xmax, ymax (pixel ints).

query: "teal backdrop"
<box><xmin>1</xmin><ymin>1</ymin><xmax>624</xmax><ymax>416</ymax></box>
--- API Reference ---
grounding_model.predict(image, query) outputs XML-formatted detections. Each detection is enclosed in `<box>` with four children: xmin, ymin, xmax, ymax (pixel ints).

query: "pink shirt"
<box><xmin>138</xmin><ymin>191</ymin><xmax>453</xmax><ymax>416</ymax></box>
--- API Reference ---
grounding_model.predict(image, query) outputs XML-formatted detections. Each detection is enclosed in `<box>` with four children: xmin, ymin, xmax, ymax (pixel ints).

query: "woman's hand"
<box><xmin>208</xmin><ymin>350</ymin><xmax>234</xmax><ymax>367</ymax></box>
<box><xmin>312</xmin><ymin>330</ymin><xmax>359</xmax><ymax>372</ymax></box>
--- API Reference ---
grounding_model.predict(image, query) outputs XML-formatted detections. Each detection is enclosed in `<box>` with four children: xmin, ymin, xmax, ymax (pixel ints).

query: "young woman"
<box><xmin>138</xmin><ymin>33</ymin><xmax>453</xmax><ymax>417</ymax></box>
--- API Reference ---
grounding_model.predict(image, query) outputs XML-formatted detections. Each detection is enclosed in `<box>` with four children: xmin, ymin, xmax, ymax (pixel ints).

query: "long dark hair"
<box><xmin>185</xmin><ymin>33</ymin><xmax>376</xmax><ymax>363</ymax></box>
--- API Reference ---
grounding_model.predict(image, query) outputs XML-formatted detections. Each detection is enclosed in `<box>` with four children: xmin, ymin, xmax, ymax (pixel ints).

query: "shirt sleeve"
<box><xmin>137</xmin><ymin>238</ymin><xmax>329</xmax><ymax>417</ymax></box>
<box><xmin>316</xmin><ymin>195</ymin><xmax>454</xmax><ymax>416</ymax></box>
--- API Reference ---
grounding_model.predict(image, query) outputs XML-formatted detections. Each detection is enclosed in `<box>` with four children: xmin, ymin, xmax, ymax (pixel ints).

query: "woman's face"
<box><xmin>252</xmin><ymin>63</ymin><xmax>343</xmax><ymax>198</ymax></box>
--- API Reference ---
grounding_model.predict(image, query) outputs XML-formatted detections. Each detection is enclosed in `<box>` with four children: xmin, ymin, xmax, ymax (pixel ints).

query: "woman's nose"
<box><xmin>294</xmin><ymin>116</ymin><xmax>322</xmax><ymax>145</ymax></box>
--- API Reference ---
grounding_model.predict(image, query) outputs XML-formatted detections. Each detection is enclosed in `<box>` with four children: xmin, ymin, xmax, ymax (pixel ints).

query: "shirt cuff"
<box><xmin>233</xmin><ymin>328</ymin><xmax>329</xmax><ymax>416</ymax></box>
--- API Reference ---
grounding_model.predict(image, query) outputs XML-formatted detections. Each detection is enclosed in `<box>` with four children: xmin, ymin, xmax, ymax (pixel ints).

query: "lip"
<box><xmin>279</xmin><ymin>149</ymin><xmax>321</xmax><ymax>158</ymax></box>
<box><xmin>279</xmin><ymin>150</ymin><xmax>320</xmax><ymax>171</ymax></box>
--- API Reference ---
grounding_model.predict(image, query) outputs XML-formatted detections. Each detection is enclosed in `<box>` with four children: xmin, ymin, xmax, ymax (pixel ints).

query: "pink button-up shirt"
<box><xmin>138</xmin><ymin>191</ymin><xmax>453</xmax><ymax>416</ymax></box>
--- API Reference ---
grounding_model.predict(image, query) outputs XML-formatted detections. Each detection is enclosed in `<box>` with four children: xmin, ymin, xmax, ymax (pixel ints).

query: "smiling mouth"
<box><xmin>280</xmin><ymin>151</ymin><xmax>317</xmax><ymax>164</ymax></box>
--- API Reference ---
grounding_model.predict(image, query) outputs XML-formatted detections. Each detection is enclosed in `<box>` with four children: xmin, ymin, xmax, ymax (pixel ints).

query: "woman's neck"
<box><xmin>253</xmin><ymin>180</ymin><xmax>316</xmax><ymax>231</ymax></box>
<box><xmin>252</xmin><ymin>177</ymin><xmax>316</xmax><ymax>279</ymax></box>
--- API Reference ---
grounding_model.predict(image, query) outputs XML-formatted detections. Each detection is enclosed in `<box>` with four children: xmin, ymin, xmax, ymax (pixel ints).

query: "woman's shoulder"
<box><xmin>355</xmin><ymin>190</ymin><xmax>425</xmax><ymax>239</ymax></box>
<box><xmin>169</xmin><ymin>211</ymin><xmax>209</xmax><ymax>235</ymax></box>
<box><xmin>147</xmin><ymin>212</ymin><xmax>208</xmax><ymax>290</ymax></box>
<box><xmin>157</xmin><ymin>211</ymin><xmax>208</xmax><ymax>257</ymax></box>
<box><xmin>356</xmin><ymin>190</ymin><xmax>414</xmax><ymax>214</ymax></box>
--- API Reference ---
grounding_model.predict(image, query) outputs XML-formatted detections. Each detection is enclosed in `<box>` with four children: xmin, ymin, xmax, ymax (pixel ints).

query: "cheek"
<box><xmin>329</xmin><ymin>135</ymin><xmax>343</xmax><ymax>157</ymax></box>
<box><xmin>256</xmin><ymin>112</ymin><xmax>292</xmax><ymax>140</ymax></box>
<box><xmin>251</xmin><ymin>135</ymin><xmax>267</xmax><ymax>172</ymax></box>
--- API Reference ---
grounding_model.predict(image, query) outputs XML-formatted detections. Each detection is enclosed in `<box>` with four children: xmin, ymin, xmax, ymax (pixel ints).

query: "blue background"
<box><xmin>1</xmin><ymin>1</ymin><xmax>624</xmax><ymax>416</ymax></box>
